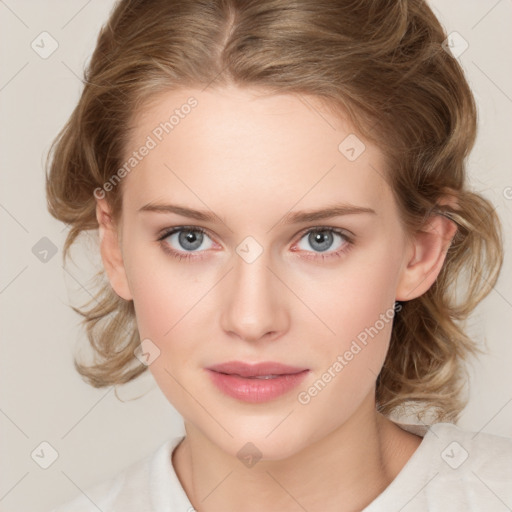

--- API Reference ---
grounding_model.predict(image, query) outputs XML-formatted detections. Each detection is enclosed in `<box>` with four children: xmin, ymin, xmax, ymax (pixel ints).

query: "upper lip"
<box><xmin>206</xmin><ymin>361</ymin><xmax>309</xmax><ymax>377</ymax></box>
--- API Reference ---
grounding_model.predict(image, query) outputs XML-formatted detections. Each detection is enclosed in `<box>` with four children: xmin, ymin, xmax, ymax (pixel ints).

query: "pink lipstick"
<box><xmin>205</xmin><ymin>361</ymin><xmax>309</xmax><ymax>403</ymax></box>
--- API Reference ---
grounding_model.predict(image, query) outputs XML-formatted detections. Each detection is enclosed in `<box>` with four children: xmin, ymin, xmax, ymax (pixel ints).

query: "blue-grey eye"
<box><xmin>297</xmin><ymin>229</ymin><xmax>346</xmax><ymax>253</ymax></box>
<box><xmin>164</xmin><ymin>228</ymin><xmax>213</xmax><ymax>252</ymax></box>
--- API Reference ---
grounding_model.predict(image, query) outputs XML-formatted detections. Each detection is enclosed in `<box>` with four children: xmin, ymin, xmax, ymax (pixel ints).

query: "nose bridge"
<box><xmin>220</xmin><ymin>239</ymin><xmax>287</xmax><ymax>342</ymax></box>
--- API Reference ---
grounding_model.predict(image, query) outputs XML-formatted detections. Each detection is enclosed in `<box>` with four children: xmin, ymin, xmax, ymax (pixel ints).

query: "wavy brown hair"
<box><xmin>45</xmin><ymin>0</ymin><xmax>503</xmax><ymax>423</ymax></box>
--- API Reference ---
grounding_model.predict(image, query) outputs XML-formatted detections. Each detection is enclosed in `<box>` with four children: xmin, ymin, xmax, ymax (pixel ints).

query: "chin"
<box><xmin>208</xmin><ymin>418</ymin><xmax>313</xmax><ymax>463</ymax></box>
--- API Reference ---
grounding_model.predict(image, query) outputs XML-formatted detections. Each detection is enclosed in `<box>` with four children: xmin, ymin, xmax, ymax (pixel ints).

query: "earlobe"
<box><xmin>395</xmin><ymin>212</ymin><xmax>457</xmax><ymax>301</ymax></box>
<box><xmin>96</xmin><ymin>198</ymin><xmax>132</xmax><ymax>301</ymax></box>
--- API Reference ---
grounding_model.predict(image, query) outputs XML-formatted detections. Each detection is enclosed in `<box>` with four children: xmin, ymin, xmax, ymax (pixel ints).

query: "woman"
<box><xmin>46</xmin><ymin>1</ymin><xmax>512</xmax><ymax>510</ymax></box>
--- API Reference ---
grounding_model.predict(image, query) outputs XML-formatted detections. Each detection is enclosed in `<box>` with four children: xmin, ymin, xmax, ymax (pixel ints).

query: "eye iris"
<box><xmin>179</xmin><ymin>230</ymin><xmax>203</xmax><ymax>251</ymax></box>
<box><xmin>309</xmin><ymin>230</ymin><xmax>333</xmax><ymax>252</ymax></box>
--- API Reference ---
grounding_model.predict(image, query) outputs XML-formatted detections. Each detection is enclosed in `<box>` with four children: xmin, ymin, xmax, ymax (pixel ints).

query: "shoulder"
<box><xmin>48</xmin><ymin>436</ymin><xmax>186</xmax><ymax>512</ymax></box>
<box><xmin>427</xmin><ymin>422</ymin><xmax>512</xmax><ymax>475</ymax></box>
<box><xmin>410</xmin><ymin>422</ymin><xmax>512</xmax><ymax>508</ymax></box>
<box><xmin>365</xmin><ymin>422</ymin><xmax>512</xmax><ymax>511</ymax></box>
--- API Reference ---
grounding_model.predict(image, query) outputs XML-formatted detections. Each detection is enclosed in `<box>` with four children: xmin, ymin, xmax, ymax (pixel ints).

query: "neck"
<box><xmin>172</xmin><ymin>394</ymin><xmax>422</xmax><ymax>512</ymax></box>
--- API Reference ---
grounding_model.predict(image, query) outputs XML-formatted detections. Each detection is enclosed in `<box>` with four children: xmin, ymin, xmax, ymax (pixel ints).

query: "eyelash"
<box><xmin>156</xmin><ymin>225</ymin><xmax>354</xmax><ymax>262</ymax></box>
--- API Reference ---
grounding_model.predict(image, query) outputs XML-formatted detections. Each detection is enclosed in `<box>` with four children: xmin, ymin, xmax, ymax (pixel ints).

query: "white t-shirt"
<box><xmin>50</xmin><ymin>422</ymin><xmax>512</xmax><ymax>511</ymax></box>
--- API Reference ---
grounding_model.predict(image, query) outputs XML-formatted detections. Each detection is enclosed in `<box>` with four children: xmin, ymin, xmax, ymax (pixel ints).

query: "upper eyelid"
<box><xmin>296</xmin><ymin>225</ymin><xmax>354</xmax><ymax>239</ymax></box>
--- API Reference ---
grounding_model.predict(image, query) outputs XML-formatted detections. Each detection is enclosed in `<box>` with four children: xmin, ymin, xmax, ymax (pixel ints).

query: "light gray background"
<box><xmin>1</xmin><ymin>1</ymin><xmax>511</xmax><ymax>511</ymax></box>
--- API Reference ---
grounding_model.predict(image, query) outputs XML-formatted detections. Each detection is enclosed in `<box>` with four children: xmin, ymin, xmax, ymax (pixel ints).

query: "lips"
<box><xmin>206</xmin><ymin>361</ymin><xmax>308</xmax><ymax>378</ymax></box>
<box><xmin>205</xmin><ymin>361</ymin><xmax>310</xmax><ymax>403</ymax></box>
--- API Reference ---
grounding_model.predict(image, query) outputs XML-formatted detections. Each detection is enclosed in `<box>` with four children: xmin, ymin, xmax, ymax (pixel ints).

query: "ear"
<box><xmin>395</xmin><ymin>208</ymin><xmax>458</xmax><ymax>301</ymax></box>
<box><xmin>96</xmin><ymin>198</ymin><xmax>132</xmax><ymax>301</ymax></box>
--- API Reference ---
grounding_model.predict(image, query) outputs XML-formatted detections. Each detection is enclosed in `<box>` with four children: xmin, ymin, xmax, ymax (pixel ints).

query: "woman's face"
<box><xmin>103</xmin><ymin>85</ymin><xmax>417</xmax><ymax>460</ymax></box>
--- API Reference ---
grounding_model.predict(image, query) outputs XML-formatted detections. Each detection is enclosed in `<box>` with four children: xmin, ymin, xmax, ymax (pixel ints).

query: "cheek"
<box><xmin>299</xmin><ymin>247</ymin><xmax>401</xmax><ymax>399</ymax></box>
<box><xmin>124</xmin><ymin>241</ymin><xmax>200</xmax><ymax>337</ymax></box>
<box><xmin>127</xmin><ymin>256</ymin><xmax>208</xmax><ymax>412</ymax></box>
<box><xmin>125</xmin><ymin>245</ymin><xmax>214</xmax><ymax>398</ymax></box>
<box><xmin>306</xmin><ymin>246</ymin><xmax>401</xmax><ymax>346</ymax></box>
<box><xmin>296</xmin><ymin>286</ymin><xmax>396</xmax><ymax>436</ymax></box>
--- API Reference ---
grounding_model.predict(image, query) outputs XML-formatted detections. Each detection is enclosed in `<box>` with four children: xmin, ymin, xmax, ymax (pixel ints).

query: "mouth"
<box><xmin>206</xmin><ymin>360</ymin><xmax>308</xmax><ymax>377</ymax></box>
<box><xmin>232</xmin><ymin>374</ymin><xmax>283</xmax><ymax>379</ymax></box>
<box><xmin>205</xmin><ymin>361</ymin><xmax>310</xmax><ymax>403</ymax></box>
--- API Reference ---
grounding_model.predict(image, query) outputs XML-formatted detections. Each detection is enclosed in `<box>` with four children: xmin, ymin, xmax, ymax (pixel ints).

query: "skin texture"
<box><xmin>96</xmin><ymin>86</ymin><xmax>457</xmax><ymax>511</ymax></box>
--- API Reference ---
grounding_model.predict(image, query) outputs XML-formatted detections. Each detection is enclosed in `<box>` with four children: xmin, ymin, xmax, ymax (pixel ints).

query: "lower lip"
<box><xmin>206</xmin><ymin>369</ymin><xmax>309</xmax><ymax>403</ymax></box>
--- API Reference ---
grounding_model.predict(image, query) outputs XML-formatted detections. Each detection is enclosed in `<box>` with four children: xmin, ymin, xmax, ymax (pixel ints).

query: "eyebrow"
<box><xmin>138</xmin><ymin>202</ymin><xmax>376</xmax><ymax>224</ymax></box>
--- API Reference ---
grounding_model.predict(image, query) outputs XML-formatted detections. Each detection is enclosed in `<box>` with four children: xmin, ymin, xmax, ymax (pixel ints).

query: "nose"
<box><xmin>220</xmin><ymin>246</ymin><xmax>289</xmax><ymax>343</ymax></box>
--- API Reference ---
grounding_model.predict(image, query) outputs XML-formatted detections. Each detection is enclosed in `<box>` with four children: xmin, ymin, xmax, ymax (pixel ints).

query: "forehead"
<box><xmin>121</xmin><ymin>86</ymin><xmax>392</xmax><ymax>219</ymax></box>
